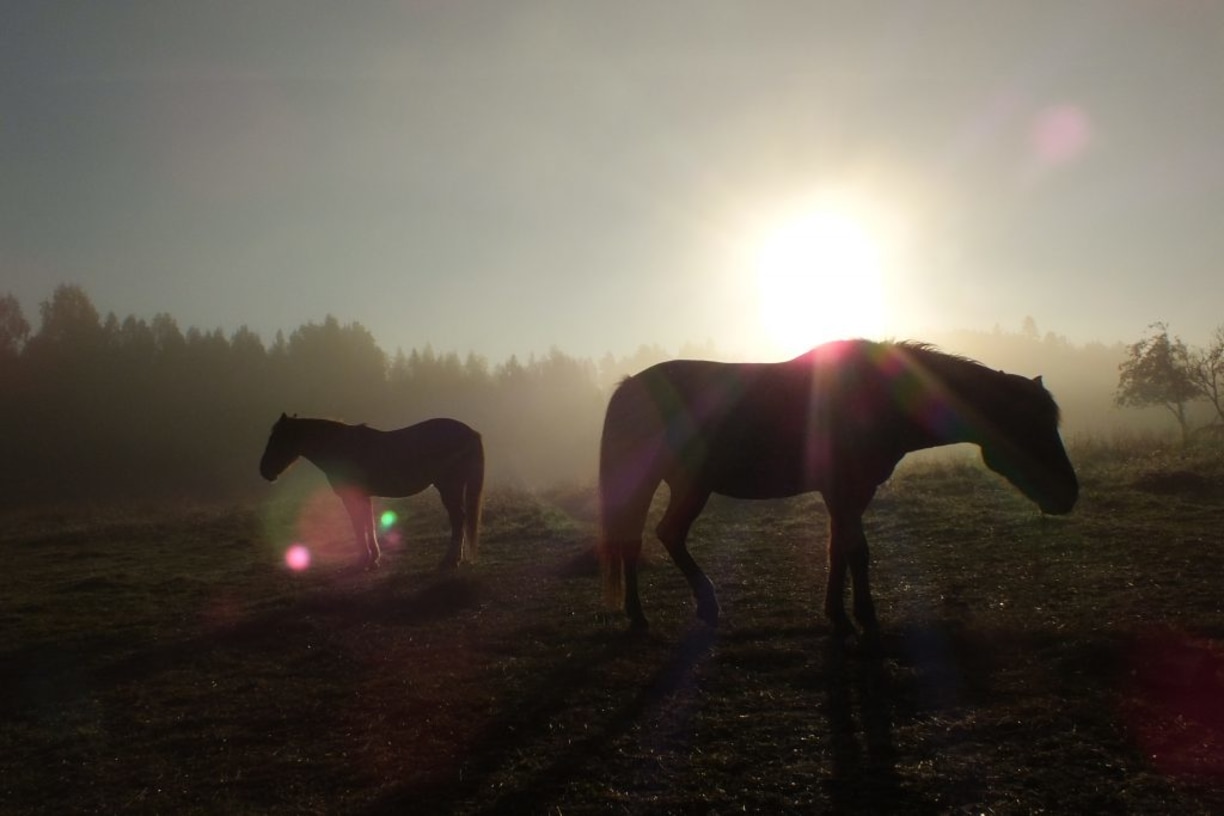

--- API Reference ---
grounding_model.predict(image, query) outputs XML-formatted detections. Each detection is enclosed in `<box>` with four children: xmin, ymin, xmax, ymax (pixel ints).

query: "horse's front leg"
<box><xmin>844</xmin><ymin>518</ymin><xmax>878</xmax><ymax>634</ymax></box>
<box><xmin>824</xmin><ymin>531</ymin><xmax>853</xmax><ymax>637</ymax></box>
<box><xmin>825</xmin><ymin>502</ymin><xmax>878</xmax><ymax>640</ymax></box>
<box><xmin>340</xmin><ymin>491</ymin><xmax>380</xmax><ymax>569</ymax></box>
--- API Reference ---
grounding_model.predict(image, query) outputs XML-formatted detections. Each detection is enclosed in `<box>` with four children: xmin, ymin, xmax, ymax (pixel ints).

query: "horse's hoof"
<box><xmin>628</xmin><ymin>616</ymin><xmax>650</xmax><ymax>635</ymax></box>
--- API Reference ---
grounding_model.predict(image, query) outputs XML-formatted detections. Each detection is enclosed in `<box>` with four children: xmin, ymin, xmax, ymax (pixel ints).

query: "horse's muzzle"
<box><xmin>1039</xmin><ymin>484</ymin><xmax>1078</xmax><ymax>515</ymax></box>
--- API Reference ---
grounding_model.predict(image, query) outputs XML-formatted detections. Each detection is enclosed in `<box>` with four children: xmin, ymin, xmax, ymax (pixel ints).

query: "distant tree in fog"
<box><xmin>1115</xmin><ymin>323</ymin><xmax>1199</xmax><ymax>444</ymax></box>
<box><xmin>1187</xmin><ymin>325</ymin><xmax>1224</xmax><ymax>426</ymax></box>
<box><xmin>0</xmin><ymin>293</ymin><xmax>30</xmax><ymax>360</ymax></box>
<box><xmin>33</xmin><ymin>283</ymin><xmax>101</xmax><ymax>347</ymax></box>
<box><xmin>285</xmin><ymin>315</ymin><xmax>386</xmax><ymax>417</ymax></box>
<box><xmin>23</xmin><ymin>284</ymin><xmax>107</xmax><ymax>393</ymax></box>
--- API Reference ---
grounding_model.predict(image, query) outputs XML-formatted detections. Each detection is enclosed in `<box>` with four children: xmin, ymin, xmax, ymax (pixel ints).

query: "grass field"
<box><xmin>3</xmin><ymin>441</ymin><xmax>1224</xmax><ymax>814</ymax></box>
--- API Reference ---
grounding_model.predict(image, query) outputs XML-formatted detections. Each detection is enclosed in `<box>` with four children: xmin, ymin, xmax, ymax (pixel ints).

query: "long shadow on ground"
<box><xmin>363</xmin><ymin>626</ymin><xmax>717</xmax><ymax>815</ymax></box>
<box><xmin>0</xmin><ymin>571</ymin><xmax>484</xmax><ymax>724</ymax></box>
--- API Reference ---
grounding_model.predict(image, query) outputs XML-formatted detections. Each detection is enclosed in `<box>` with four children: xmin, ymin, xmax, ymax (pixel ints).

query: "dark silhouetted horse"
<box><xmin>598</xmin><ymin>339</ymin><xmax>1078</xmax><ymax>638</ymax></box>
<box><xmin>260</xmin><ymin>415</ymin><xmax>484</xmax><ymax>570</ymax></box>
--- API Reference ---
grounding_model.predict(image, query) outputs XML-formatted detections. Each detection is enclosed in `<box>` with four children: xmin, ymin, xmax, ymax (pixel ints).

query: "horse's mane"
<box><xmin>283</xmin><ymin>415</ymin><xmax>352</xmax><ymax>435</ymax></box>
<box><xmin>793</xmin><ymin>338</ymin><xmax>986</xmax><ymax>374</ymax></box>
<box><xmin>888</xmin><ymin>339</ymin><xmax>1062</xmax><ymax>424</ymax></box>
<box><xmin>889</xmin><ymin>339</ymin><xmax>984</xmax><ymax>370</ymax></box>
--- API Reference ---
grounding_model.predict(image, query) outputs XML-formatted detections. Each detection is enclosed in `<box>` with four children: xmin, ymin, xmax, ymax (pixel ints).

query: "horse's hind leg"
<box><xmin>657</xmin><ymin>485</ymin><xmax>718</xmax><ymax>626</ymax></box>
<box><xmin>437</xmin><ymin>481</ymin><xmax>465</xmax><ymax>570</ymax></box>
<box><xmin>341</xmin><ymin>491</ymin><xmax>380</xmax><ymax>569</ymax></box>
<box><xmin>602</xmin><ymin>482</ymin><xmax>656</xmax><ymax>632</ymax></box>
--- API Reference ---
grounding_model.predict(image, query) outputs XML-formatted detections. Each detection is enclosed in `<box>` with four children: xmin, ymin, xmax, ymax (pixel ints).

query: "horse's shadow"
<box><xmin>290</xmin><ymin>570</ymin><xmax>483</xmax><ymax>626</ymax></box>
<box><xmin>360</xmin><ymin>620</ymin><xmax>949</xmax><ymax>815</ymax></box>
<box><xmin>363</xmin><ymin>625</ymin><xmax>717</xmax><ymax>815</ymax></box>
<box><xmin>44</xmin><ymin>571</ymin><xmax>487</xmax><ymax>696</ymax></box>
<box><xmin>814</xmin><ymin>634</ymin><xmax>919</xmax><ymax>813</ymax></box>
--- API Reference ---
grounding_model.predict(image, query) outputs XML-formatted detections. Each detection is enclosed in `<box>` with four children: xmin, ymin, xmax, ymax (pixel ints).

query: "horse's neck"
<box><xmin>899</xmin><ymin>357</ymin><xmax>1003</xmax><ymax>452</ymax></box>
<box><xmin>296</xmin><ymin>421</ymin><xmax>347</xmax><ymax>464</ymax></box>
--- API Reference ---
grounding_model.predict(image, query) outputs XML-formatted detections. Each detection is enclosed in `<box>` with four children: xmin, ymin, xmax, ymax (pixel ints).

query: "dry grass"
<box><xmin>3</xmin><ymin>446</ymin><xmax>1224</xmax><ymax>814</ymax></box>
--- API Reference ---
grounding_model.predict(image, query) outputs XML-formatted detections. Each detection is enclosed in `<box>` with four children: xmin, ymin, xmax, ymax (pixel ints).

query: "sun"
<box><xmin>753</xmin><ymin>206</ymin><xmax>888</xmax><ymax>356</ymax></box>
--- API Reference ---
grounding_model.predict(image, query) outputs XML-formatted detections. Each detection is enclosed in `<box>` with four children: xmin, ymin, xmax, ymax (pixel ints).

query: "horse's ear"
<box><xmin>279</xmin><ymin>412</ymin><xmax>287</xmax><ymax>420</ymax></box>
<box><xmin>1033</xmin><ymin>375</ymin><xmax>1044</xmax><ymax>387</ymax></box>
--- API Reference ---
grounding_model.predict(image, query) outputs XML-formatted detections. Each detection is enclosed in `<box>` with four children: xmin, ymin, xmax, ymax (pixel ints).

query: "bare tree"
<box><xmin>1187</xmin><ymin>325</ymin><xmax>1224</xmax><ymax>426</ymax></box>
<box><xmin>1115</xmin><ymin>322</ymin><xmax>1200</xmax><ymax>445</ymax></box>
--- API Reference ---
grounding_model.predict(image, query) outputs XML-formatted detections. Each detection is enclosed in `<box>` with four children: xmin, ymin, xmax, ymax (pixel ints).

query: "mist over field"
<box><xmin>6</xmin><ymin>4</ymin><xmax>1224</xmax><ymax>507</ymax></box>
<box><xmin>4</xmin><ymin>303</ymin><xmax>1224</xmax><ymax>811</ymax></box>
<box><xmin>6</xmin><ymin>6</ymin><xmax>1224</xmax><ymax>813</ymax></box>
<box><xmin>0</xmin><ymin>284</ymin><xmax>1200</xmax><ymax>507</ymax></box>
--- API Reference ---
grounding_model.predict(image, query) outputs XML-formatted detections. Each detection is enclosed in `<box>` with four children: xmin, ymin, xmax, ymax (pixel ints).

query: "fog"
<box><xmin>0</xmin><ymin>285</ymin><xmax>1201</xmax><ymax>508</ymax></box>
<box><xmin>6</xmin><ymin>5</ymin><xmax>1224</xmax><ymax>363</ymax></box>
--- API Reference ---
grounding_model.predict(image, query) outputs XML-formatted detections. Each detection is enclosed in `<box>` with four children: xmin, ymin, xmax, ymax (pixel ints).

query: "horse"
<box><xmin>598</xmin><ymin>339</ymin><xmax>1078</xmax><ymax>638</ymax></box>
<box><xmin>259</xmin><ymin>414</ymin><xmax>484</xmax><ymax>570</ymax></box>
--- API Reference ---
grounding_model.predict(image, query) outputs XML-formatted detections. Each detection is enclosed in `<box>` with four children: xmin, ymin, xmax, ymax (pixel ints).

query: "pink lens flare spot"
<box><xmin>284</xmin><ymin>544</ymin><xmax>312</xmax><ymax>571</ymax></box>
<box><xmin>1030</xmin><ymin>103</ymin><xmax>1092</xmax><ymax>166</ymax></box>
<box><xmin>1125</xmin><ymin>627</ymin><xmax>1224</xmax><ymax>781</ymax></box>
<box><xmin>379</xmin><ymin>510</ymin><xmax>398</xmax><ymax>529</ymax></box>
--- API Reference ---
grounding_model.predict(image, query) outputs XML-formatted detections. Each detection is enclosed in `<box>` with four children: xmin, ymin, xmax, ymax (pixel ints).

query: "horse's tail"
<box><xmin>463</xmin><ymin>432</ymin><xmax>485</xmax><ymax>561</ymax></box>
<box><xmin>598</xmin><ymin>390</ymin><xmax>627</xmax><ymax>611</ymax></box>
<box><xmin>598</xmin><ymin>375</ymin><xmax>657</xmax><ymax>611</ymax></box>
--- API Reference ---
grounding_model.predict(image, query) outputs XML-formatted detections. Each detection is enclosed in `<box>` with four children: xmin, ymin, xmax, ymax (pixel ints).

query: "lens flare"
<box><xmin>1030</xmin><ymin>103</ymin><xmax>1092</xmax><ymax>167</ymax></box>
<box><xmin>284</xmin><ymin>544</ymin><xmax>311</xmax><ymax>571</ymax></box>
<box><xmin>379</xmin><ymin>510</ymin><xmax>397</xmax><ymax>529</ymax></box>
<box><xmin>1125</xmin><ymin>627</ymin><xmax>1224</xmax><ymax>781</ymax></box>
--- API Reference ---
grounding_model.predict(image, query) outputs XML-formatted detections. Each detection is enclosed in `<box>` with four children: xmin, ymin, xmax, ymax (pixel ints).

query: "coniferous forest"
<box><xmin>0</xmin><ymin>285</ymin><xmax>641</xmax><ymax>504</ymax></box>
<box><xmin>0</xmin><ymin>283</ymin><xmax>1178</xmax><ymax>507</ymax></box>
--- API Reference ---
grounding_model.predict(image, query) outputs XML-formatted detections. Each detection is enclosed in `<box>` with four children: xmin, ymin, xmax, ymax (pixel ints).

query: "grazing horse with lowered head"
<box><xmin>260</xmin><ymin>415</ymin><xmax>484</xmax><ymax>570</ymax></box>
<box><xmin>598</xmin><ymin>339</ymin><xmax>1078</xmax><ymax>638</ymax></box>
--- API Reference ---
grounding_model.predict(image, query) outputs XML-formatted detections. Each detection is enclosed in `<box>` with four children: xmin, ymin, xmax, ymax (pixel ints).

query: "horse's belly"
<box><xmin>378</xmin><ymin>477</ymin><xmax>432</xmax><ymax>498</ymax></box>
<box><xmin>705</xmin><ymin>456</ymin><xmax>825</xmax><ymax>500</ymax></box>
<box><xmin>715</xmin><ymin>481</ymin><xmax>813</xmax><ymax>500</ymax></box>
<box><xmin>332</xmin><ymin>472</ymin><xmax>431</xmax><ymax>498</ymax></box>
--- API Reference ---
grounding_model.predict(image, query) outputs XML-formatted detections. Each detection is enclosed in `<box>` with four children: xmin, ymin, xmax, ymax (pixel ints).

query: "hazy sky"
<box><xmin>4</xmin><ymin>2</ymin><xmax>1223</xmax><ymax>360</ymax></box>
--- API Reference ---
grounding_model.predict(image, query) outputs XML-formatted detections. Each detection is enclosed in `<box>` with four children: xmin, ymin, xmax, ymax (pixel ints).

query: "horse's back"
<box><xmin>605</xmin><ymin>347</ymin><xmax>906</xmax><ymax>498</ymax></box>
<box><xmin>606</xmin><ymin>358</ymin><xmax>820</xmax><ymax>497</ymax></box>
<box><xmin>388</xmin><ymin>417</ymin><xmax>479</xmax><ymax>443</ymax></box>
<box><xmin>377</xmin><ymin>418</ymin><xmax>482</xmax><ymax>465</ymax></box>
<box><xmin>336</xmin><ymin>418</ymin><xmax>482</xmax><ymax>497</ymax></box>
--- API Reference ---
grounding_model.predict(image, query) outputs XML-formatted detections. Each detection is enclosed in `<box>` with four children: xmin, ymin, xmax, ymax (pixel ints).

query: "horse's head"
<box><xmin>259</xmin><ymin>413</ymin><xmax>300</xmax><ymax>482</ymax></box>
<box><xmin>978</xmin><ymin>375</ymin><xmax>1078</xmax><ymax>515</ymax></box>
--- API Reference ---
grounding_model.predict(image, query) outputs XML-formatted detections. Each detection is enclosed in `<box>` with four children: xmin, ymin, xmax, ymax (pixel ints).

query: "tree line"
<box><xmin>0</xmin><ymin>284</ymin><xmax>1210</xmax><ymax>506</ymax></box>
<box><xmin>0</xmin><ymin>284</ymin><xmax>702</xmax><ymax>505</ymax></box>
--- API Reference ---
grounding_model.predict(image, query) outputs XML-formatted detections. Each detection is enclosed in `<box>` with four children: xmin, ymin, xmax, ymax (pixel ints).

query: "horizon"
<box><xmin>5</xmin><ymin>4</ymin><xmax>1224</xmax><ymax>363</ymax></box>
<box><xmin>6</xmin><ymin>279</ymin><xmax>1148</xmax><ymax>367</ymax></box>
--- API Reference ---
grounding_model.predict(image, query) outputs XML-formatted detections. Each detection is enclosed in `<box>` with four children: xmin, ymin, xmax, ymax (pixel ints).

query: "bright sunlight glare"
<box><xmin>754</xmin><ymin>205</ymin><xmax>890</xmax><ymax>356</ymax></box>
